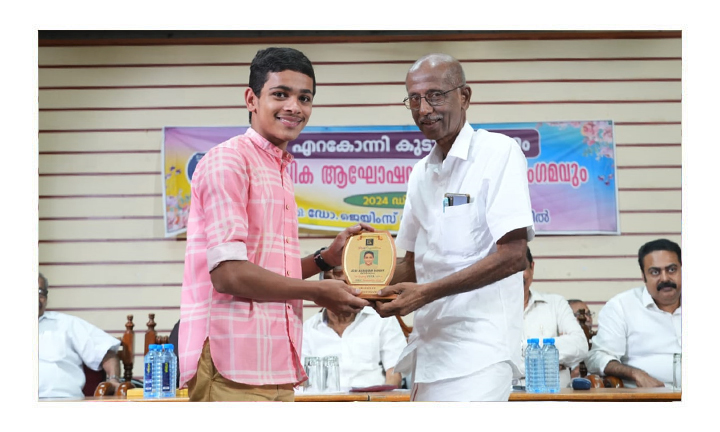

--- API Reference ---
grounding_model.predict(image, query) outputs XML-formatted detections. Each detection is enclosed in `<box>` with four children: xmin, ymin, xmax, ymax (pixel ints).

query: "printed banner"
<box><xmin>162</xmin><ymin>121</ymin><xmax>619</xmax><ymax>237</ymax></box>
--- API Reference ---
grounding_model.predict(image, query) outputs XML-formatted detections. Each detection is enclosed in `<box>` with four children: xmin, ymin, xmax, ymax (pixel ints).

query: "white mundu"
<box><xmin>394</xmin><ymin>122</ymin><xmax>535</xmax><ymax>399</ymax></box>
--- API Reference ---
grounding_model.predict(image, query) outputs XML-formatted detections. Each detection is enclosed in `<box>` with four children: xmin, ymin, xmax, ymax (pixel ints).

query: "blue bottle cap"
<box><xmin>543</xmin><ymin>338</ymin><xmax>555</xmax><ymax>344</ymax></box>
<box><xmin>163</xmin><ymin>344</ymin><xmax>174</xmax><ymax>350</ymax></box>
<box><xmin>527</xmin><ymin>338</ymin><xmax>540</xmax><ymax>344</ymax></box>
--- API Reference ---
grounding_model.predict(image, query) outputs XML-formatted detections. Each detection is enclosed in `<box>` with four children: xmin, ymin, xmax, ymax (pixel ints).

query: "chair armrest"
<box><xmin>94</xmin><ymin>380</ymin><xmax>135</xmax><ymax>397</ymax></box>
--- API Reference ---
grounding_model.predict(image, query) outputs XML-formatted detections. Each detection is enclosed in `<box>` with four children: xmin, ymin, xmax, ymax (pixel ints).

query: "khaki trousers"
<box><xmin>187</xmin><ymin>339</ymin><xmax>295</xmax><ymax>402</ymax></box>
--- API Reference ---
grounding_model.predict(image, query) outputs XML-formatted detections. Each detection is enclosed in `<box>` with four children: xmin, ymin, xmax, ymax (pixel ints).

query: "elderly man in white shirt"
<box><xmin>519</xmin><ymin>247</ymin><xmax>588</xmax><ymax>388</ymax></box>
<box><xmin>302</xmin><ymin>267</ymin><xmax>406</xmax><ymax>390</ymax></box>
<box><xmin>38</xmin><ymin>273</ymin><xmax>122</xmax><ymax>399</ymax></box>
<box><xmin>586</xmin><ymin>238</ymin><xmax>682</xmax><ymax>388</ymax></box>
<box><xmin>375</xmin><ymin>53</ymin><xmax>534</xmax><ymax>401</ymax></box>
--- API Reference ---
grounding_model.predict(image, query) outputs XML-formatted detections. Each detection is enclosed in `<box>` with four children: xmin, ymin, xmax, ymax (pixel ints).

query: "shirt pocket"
<box><xmin>438</xmin><ymin>203</ymin><xmax>478</xmax><ymax>256</ymax></box>
<box><xmin>39</xmin><ymin>329</ymin><xmax>67</xmax><ymax>363</ymax></box>
<box><xmin>348</xmin><ymin>335</ymin><xmax>380</xmax><ymax>365</ymax></box>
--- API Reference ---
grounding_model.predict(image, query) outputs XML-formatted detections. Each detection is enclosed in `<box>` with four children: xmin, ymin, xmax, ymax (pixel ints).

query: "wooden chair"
<box><xmin>91</xmin><ymin>315</ymin><xmax>136</xmax><ymax>397</ymax></box>
<box><xmin>144</xmin><ymin>313</ymin><xmax>170</xmax><ymax>355</ymax></box>
<box><xmin>395</xmin><ymin>316</ymin><xmax>413</xmax><ymax>341</ymax></box>
<box><xmin>92</xmin><ymin>313</ymin><xmax>173</xmax><ymax>396</ymax></box>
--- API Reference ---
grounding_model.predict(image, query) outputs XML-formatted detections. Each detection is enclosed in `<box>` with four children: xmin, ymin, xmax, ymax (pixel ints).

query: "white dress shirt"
<box><xmin>394</xmin><ymin>123</ymin><xmax>535</xmax><ymax>384</ymax></box>
<box><xmin>39</xmin><ymin>311</ymin><xmax>120</xmax><ymax>399</ymax></box>
<box><xmin>519</xmin><ymin>289</ymin><xmax>589</xmax><ymax>388</ymax></box>
<box><xmin>586</xmin><ymin>286</ymin><xmax>682</xmax><ymax>387</ymax></box>
<box><xmin>301</xmin><ymin>307</ymin><xmax>407</xmax><ymax>389</ymax></box>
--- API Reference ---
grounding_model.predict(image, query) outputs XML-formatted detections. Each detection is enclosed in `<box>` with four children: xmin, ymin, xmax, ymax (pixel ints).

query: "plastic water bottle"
<box><xmin>143</xmin><ymin>344</ymin><xmax>160</xmax><ymax>398</ymax></box>
<box><xmin>152</xmin><ymin>344</ymin><xmax>164</xmax><ymax>398</ymax></box>
<box><xmin>525</xmin><ymin>338</ymin><xmax>544</xmax><ymax>393</ymax></box>
<box><xmin>161</xmin><ymin>343</ymin><xmax>177</xmax><ymax>397</ymax></box>
<box><xmin>541</xmin><ymin>338</ymin><xmax>560</xmax><ymax>393</ymax></box>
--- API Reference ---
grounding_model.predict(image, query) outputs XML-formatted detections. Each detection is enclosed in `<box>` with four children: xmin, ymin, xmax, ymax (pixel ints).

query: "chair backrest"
<box><xmin>395</xmin><ymin>316</ymin><xmax>412</xmax><ymax>341</ymax></box>
<box><xmin>93</xmin><ymin>313</ymin><xmax>173</xmax><ymax>396</ymax></box>
<box><xmin>144</xmin><ymin>313</ymin><xmax>170</xmax><ymax>355</ymax></box>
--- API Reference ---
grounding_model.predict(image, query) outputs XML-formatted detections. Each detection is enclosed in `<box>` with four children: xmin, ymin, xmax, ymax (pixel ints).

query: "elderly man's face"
<box><xmin>571</xmin><ymin>301</ymin><xmax>593</xmax><ymax>328</ymax></box>
<box><xmin>323</xmin><ymin>266</ymin><xmax>348</xmax><ymax>284</ymax></box>
<box><xmin>39</xmin><ymin>277</ymin><xmax>48</xmax><ymax>318</ymax></box>
<box><xmin>642</xmin><ymin>250</ymin><xmax>682</xmax><ymax>310</ymax></box>
<box><xmin>405</xmin><ymin>62</ymin><xmax>468</xmax><ymax>147</ymax></box>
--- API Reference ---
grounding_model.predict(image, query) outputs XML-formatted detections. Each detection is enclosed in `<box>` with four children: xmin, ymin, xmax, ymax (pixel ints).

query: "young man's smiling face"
<box><xmin>245</xmin><ymin>70</ymin><xmax>314</xmax><ymax>150</ymax></box>
<box><xmin>364</xmin><ymin>252</ymin><xmax>374</xmax><ymax>266</ymax></box>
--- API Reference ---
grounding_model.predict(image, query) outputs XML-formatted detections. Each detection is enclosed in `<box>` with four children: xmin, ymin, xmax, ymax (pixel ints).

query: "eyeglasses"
<box><xmin>574</xmin><ymin>310</ymin><xmax>594</xmax><ymax>318</ymax></box>
<box><xmin>403</xmin><ymin>84</ymin><xmax>465</xmax><ymax>110</ymax></box>
<box><xmin>39</xmin><ymin>288</ymin><xmax>48</xmax><ymax>297</ymax></box>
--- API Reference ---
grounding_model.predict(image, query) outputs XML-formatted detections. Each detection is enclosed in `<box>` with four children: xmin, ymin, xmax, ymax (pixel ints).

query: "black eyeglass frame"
<box><xmin>573</xmin><ymin>310</ymin><xmax>594</xmax><ymax>317</ymax></box>
<box><xmin>403</xmin><ymin>84</ymin><xmax>466</xmax><ymax>110</ymax></box>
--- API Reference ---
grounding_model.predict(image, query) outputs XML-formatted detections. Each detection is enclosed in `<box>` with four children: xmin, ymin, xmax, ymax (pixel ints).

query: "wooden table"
<box><xmin>366</xmin><ymin>388</ymin><xmax>681</xmax><ymax>402</ymax></box>
<box><xmin>79</xmin><ymin>387</ymin><xmax>680</xmax><ymax>402</ymax></box>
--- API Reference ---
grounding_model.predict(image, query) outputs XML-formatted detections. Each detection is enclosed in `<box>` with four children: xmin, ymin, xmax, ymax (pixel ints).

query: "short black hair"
<box><xmin>364</xmin><ymin>251</ymin><xmax>375</xmax><ymax>258</ymax></box>
<box><xmin>526</xmin><ymin>246</ymin><xmax>533</xmax><ymax>264</ymax></box>
<box><xmin>248</xmin><ymin>47</ymin><xmax>316</xmax><ymax>123</ymax></box>
<box><xmin>638</xmin><ymin>238</ymin><xmax>682</xmax><ymax>272</ymax></box>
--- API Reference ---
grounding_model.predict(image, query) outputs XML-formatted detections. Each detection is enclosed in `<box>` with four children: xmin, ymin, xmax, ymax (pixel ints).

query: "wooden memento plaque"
<box><xmin>342</xmin><ymin>230</ymin><xmax>397</xmax><ymax>301</ymax></box>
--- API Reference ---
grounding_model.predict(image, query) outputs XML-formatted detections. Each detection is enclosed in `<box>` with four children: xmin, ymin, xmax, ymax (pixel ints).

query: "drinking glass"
<box><xmin>673</xmin><ymin>353</ymin><xmax>682</xmax><ymax>391</ymax></box>
<box><xmin>304</xmin><ymin>356</ymin><xmax>323</xmax><ymax>392</ymax></box>
<box><xmin>323</xmin><ymin>356</ymin><xmax>341</xmax><ymax>393</ymax></box>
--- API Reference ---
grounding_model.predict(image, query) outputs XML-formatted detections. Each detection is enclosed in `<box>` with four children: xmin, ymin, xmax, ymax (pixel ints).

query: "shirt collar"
<box><xmin>641</xmin><ymin>286</ymin><xmax>682</xmax><ymax>314</ymax></box>
<box><xmin>39</xmin><ymin>311</ymin><xmax>58</xmax><ymax>322</ymax></box>
<box><xmin>317</xmin><ymin>306</ymin><xmax>374</xmax><ymax>327</ymax></box>
<box><xmin>424</xmin><ymin>122</ymin><xmax>474</xmax><ymax>171</ymax></box>
<box><xmin>245</xmin><ymin>127</ymin><xmax>295</xmax><ymax>165</ymax></box>
<box><xmin>526</xmin><ymin>289</ymin><xmax>548</xmax><ymax>310</ymax></box>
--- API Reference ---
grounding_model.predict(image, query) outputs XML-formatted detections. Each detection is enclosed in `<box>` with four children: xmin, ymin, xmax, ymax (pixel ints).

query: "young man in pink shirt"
<box><xmin>179</xmin><ymin>47</ymin><xmax>371</xmax><ymax>401</ymax></box>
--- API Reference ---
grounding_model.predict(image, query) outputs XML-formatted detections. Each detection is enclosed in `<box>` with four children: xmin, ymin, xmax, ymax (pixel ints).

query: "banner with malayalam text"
<box><xmin>162</xmin><ymin>121</ymin><xmax>619</xmax><ymax>237</ymax></box>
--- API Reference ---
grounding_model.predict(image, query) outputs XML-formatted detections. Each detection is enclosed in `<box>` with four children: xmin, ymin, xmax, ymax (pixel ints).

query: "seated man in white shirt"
<box><xmin>519</xmin><ymin>247</ymin><xmax>588</xmax><ymax>388</ymax></box>
<box><xmin>586</xmin><ymin>238</ymin><xmax>682</xmax><ymax>387</ymax></box>
<box><xmin>38</xmin><ymin>273</ymin><xmax>122</xmax><ymax>398</ymax></box>
<box><xmin>302</xmin><ymin>266</ymin><xmax>406</xmax><ymax>390</ymax></box>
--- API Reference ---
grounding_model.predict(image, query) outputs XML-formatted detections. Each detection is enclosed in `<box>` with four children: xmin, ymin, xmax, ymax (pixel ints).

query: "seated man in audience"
<box><xmin>567</xmin><ymin>298</ymin><xmax>595</xmax><ymax>378</ymax></box>
<box><xmin>38</xmin><ymin>273</ymin><xmax>122</xmax><ymax>398</ymax></box>
<box><xmin>302</xmin><ymin>266</ymin><xmax>406</xmax><ymax>389</ymax></box>
<box><xmin>518</xmin><ymin>247</ymin><xmax>588</xmax><ymax>388</ymax></box>
<box><xmin>568</xmin><ymin>299</ymin><xmax>594</xmax><ymax>329</ymax></box>
<box><xmin>586</xmin><ymin>238</ymin><xmax>682</xmax><ymax>388</ymax></box>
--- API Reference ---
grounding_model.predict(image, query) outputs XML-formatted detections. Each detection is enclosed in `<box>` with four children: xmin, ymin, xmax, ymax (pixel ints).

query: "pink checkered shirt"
<box><xmin>178</xmin><ymin>128</ymin><xmax>306</xmax><ymax>388</ymax></box>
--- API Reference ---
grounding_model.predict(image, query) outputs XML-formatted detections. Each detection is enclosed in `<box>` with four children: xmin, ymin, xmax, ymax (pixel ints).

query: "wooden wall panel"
<box><xmin>38</xmin><ymin>35</ymin><xmax>682</xmax><ymax>343</ymax></box>
<box><xmin>39</xmin><ymin>81</ymin><xmax>681</xmax><ymax>109</ymax></box>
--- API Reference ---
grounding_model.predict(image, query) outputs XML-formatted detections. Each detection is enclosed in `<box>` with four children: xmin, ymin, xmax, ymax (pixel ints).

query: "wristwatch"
<box><xmin>106</xmin><ymin>375</ymin><xmax>121</xmax><ymax>382</ymax></box>
<box><xmin>313</xmin><ymin>247</ymin><xmax>334</xmax><ymax>272</ymax></box>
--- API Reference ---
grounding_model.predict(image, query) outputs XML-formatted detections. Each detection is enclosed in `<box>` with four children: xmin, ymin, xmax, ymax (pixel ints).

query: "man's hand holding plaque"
<box><xmin>341</xmin><ymin>230</ymin><xmax>398</xmax><ymax>301</ymax></box>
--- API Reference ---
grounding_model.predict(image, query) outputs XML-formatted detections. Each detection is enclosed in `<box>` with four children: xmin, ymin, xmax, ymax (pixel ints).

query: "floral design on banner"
<box><xmin>544</xmin><ymin>121</ymin><xmax>615</xmax><ymax>187</ymax></box>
